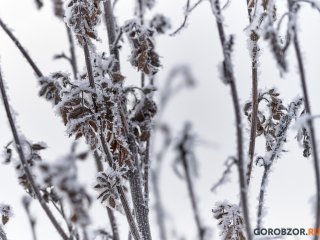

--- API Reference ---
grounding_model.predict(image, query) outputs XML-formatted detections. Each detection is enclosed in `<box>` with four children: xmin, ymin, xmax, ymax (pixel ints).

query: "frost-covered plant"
<box><xmin>295</xmin><ymin>112</ymin><xmax>312</xmax><ymax>158</ymax></box>
<box><xmin>3</xmin><ymin>140</ymin><xmax>47</xmax><ymax>197</ymax></box>
<box><xmin>256</xmin><ymin>97</ymin><xmax>303</xmax><ymax>228</ymax></box>
<box><xmin>124</xmin><ymin>20</ymin><xmax>160</xmax><ymax>75</ymax></box>
<box><xmin>244</xmin><ymin>88</ymin><xmax>287</xmax><ymax>152</ymax></box>
<box><xmin>65</xmin><ymin>0</ymin><xmax>102</xmax><ymax>44</ymax></box>
<box><xmin>94</xmin><ymin>164</ymin><xmax>128</xmax><ymax>211</ymax></box>
<box><xmin>2</xmin><ymin>0</ymin><xmax>320</xmax><ymax>239</ymax></box>
<box><xmin>212</xmin><ymin>201</ymin><xmax>246</xmax><ymax>240</ymax></box>
<box><xmin>0</xmin><ymin>203</ymin><xmax>12</xmax><ymax>240</ymax></box>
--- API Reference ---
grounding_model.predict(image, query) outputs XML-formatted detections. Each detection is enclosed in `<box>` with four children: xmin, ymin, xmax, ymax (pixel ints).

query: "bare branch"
<box><xmin>211</xmin><ymin>157</ymin><xmax>236</xmax><ymax>192</ymax></box>
<box><xmin>0</xmin><ymin>18</ymin><xmax>43</xmax><ymax>78</ymax></box>
<box><xmin>211</xmin><ymin>0</ymin><xmax>252</xmax><ymax>238</ymax></box>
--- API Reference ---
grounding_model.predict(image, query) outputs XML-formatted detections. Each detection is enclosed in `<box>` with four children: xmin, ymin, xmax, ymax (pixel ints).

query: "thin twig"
<box><xmin>188</xmin><ymin>0</ymin><xmax>204</xmax><ymax>13</ymax></box>
<box><xmin>0</xmin><ymin>18</ymin><xmax>43</xmax><ymax>78</ymax></box>
<box><xmin>137</xmin><ymin>0</ymin><xmax>144</xmax><ymax>25</ymax></box>
<box><xmin>211</xmin><ymin>157</ymin><xmax>236</xmax><ymax>192</ymax></box>
<box><xmin>211</xmin><ymin>0</ymin><xmax>252</xmax><ymax>239</ymax></box>
<box><xmin>110</xmin><ymin>29</ymin><xmax>123</xmax><ymax>55</ymax></box>
<box><xmin>170</xmin><ymin>0</ymin><xmax>190</xmax><ymax>36</ymax></box>
<box><xmin>103</xmin><ymin>0</ymin><xmax>120</xmax><ymax>69</ymax></box>
<box><xmin>151</xmin><ymin>128</ymin><xmax>171</xmax><ymax>240</ymax></box>
<box><xmin>66</xmin><ymin>24</ymin><xmax>78</xmax><ymax>79</ymax></box>
<box><xmin>22</xmin><ymin>197</ymin><xmax>38</xmax><ymax>240</ymax></box>
<box><xmin>0</xmin><ymin>64</ymin><xmax>69</xmax><ymax>240</ymax></box>
<box><xmin>177</xmin><ymin>126</ymin><xmax>205</xmax><ymax>240</ymax></box>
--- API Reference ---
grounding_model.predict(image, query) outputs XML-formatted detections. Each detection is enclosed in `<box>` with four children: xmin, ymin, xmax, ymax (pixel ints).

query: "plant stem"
<box><xmin>117</xmin><ymin>186</ymin><xmax>141</xmax><ymax>240</ymax></box>
<box><xmin>292</xmin><ymin>24</ymin><xmax>320</xmax><ymax>240</ymax></box>
<box><xmin>25</xmin><ymin>206</ymin><xmax>37</xmax><ymax>240</ymax></box>
<box><xmin>177</xmin><ymin>127</ymin><xmax>205</xmax><ymax>240</ymax></box>
<box><xmin>211</xmin><ymin>0</ymin><xmax>252</xmax><ymax>239</ymax></box>
<box><xmin>245</xmin><ymin>0</ymin><xmax>260</xmax><ymax>186</ymax></box>
<box><xmin>103</xmin><ymin>0</ymin><xmax>120</xmax><ymax>68</ymax></box>
<box><xmin>247</xmin><ymin>37</ymin><xmax>259</xmax><ymax>185</ymax></box>
<box><xmin>151</xmin><ymin>170</ymin><xmax>167</xmax><ymax>240</ymax></box>
<box><xmin>137</xmin><ymin>0</ymin><xmax>144</xmax><ymax>25</ymax></box>
<box><xmin>0</xmin><ymin>65</ymin><xmax>69</xmax><ymax>240</ymax></box>
<box><xmin>66</xmin><ymin>24</ymin><xmax>78</xmax><ymax>79</ymax></box>
<box><xmin>0</xmin><ymin>18</ymin><xmax>43</xmax><ymax>78</ymax></box>
<box><xmin>127</xmin><ymin>133</ymin><xmax>152</xmax><ymax>240</ymax></box>
<box><xmin>256</xmin><ymin>99</ymin><xmax>302</xmax><ymax>228</ymax></box>
<box><xmin>143</xmin><ymin>139</ymin><xmax>150</xmax><ymax>209</ymax></box>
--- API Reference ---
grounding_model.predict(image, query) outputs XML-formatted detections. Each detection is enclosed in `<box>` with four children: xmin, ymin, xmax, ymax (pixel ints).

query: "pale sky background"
<box><xmin>1</xmin><ymin>0</ymin><xmax>320</xmax><ymax>240</ymax></box>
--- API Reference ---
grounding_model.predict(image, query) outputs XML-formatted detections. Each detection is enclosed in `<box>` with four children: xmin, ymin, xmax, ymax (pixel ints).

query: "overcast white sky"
<box><xmin>1</xmin><ymin>0</ymin><xmax>320</xmax><ymax>240</ymax></box>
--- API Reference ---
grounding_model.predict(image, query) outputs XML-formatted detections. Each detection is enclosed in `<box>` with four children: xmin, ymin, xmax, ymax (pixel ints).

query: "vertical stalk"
<box><xmin>292</xmin><ymin>25</ymin><xmax>320</xmax><ymax>240</ymax></box>
<box><xmin>211</xmin><ymin>0</ymin><xmax>252</xmax><ymax>239</ymax></box>
<box><xmin>127</xmin><ymin>134</ymin><xmax>153</xmax><ymax>240</ymax></box>
<box><xmin>245</xmin><ymin>0</ymin><xmax>260</xmax><ymax>185</ymax></box>
<box><xmin>103</xmin><ymin>0</ymin><xmax>120</xmax><ymax>67</ymax></box>
<box><xmin>66</xmin><ymin>24</ymin><xmax>78</xmax><ymax>79</ymax></box>
<box><xmin>184</xmin><ymin>164</ymin><xmax>204</xmax><ymax>240</ymax></box>
<box><xmin>117</xmin><ymin>186</ymin><xmax>141</xmax><ymax>240</ymax></box>
<box><xmin>0</xmin><ymin>65</ymin><xmax>69</xmax><ymax>240</ymax></box>
<box><xmin>23</xmin><ymin>201</ymin><xmax>38</xmax><ymax>240</ymax></box>
<box><xmin>151</xmin><ymin>170</ymin><xmax>167</xmax><ymax>240</ymax></box>
<box><xmin>143</xmin><ymin>139</ymin><xmax>150</xmax><ymax>208</ymax></box>
<box><xmin>247</xmin><ymin>34</ymin><xmax>259</xmax><ymax>185</ymax></box>
<box><xmin>177</xmin><ymin>128</ymin><xmax>205</xmax><ymax>240</ymax></box>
